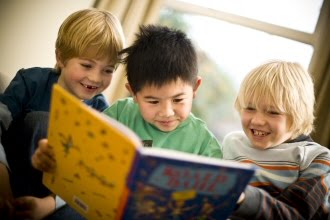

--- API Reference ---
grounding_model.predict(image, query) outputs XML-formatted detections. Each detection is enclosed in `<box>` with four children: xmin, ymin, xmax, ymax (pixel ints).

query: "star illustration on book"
<box><xmin>59</xmin><ymin>133</ymin><xmax>78</xmax><ymax>156</ymax></box>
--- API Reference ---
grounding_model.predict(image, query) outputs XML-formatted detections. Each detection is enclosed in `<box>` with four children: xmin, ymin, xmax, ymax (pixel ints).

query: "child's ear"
<box><xmin>193</xmin><ymin>76</ymin><xmax>202</xmax><ymax>98</ymax></box>
<box><xmin>55</xmin><ymin>49</ymin><xmax>64</xmax><ymax>68</ymax></box>
<box><xmin>125</xmin><ymin>83</ymin><xmax>137</xmax><ymax>101</ymax></box>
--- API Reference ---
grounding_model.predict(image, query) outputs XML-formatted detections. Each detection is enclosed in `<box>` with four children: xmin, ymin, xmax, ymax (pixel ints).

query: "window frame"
<box><xmin>163</xmin><ymin>0</ymin><xmax>330</xmax><ymax>76</ymax></box>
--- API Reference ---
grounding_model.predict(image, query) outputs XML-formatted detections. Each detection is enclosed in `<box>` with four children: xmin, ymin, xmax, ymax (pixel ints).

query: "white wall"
<box><xmin>0</xmin><ymin>0</ymin><xmax>94</xmax><ymax>89</ymax></box>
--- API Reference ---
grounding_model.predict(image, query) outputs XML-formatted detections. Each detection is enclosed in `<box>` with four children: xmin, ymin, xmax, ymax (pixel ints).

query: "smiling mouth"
<box><xmin>158</xmin><ymin>120</ymin><xmax>176</xmax><ymax>125</ymax></box>
<box><xmin>252</xmin><ymin>129</ymin><xmax>269</xmax><ymax>136</ymax></box>
<box><xmin>160</xmin><ymin>121</ymin><xmax>172</xmax><ymax>124</ymax></box>
<box><xmin>81</xmin><ymin>83</ymin><xmax>98</xmax><ymax>90</ymax></box>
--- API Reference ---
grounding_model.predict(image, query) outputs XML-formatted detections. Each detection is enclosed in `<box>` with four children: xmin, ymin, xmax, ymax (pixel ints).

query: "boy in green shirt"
<box><xmin>103</xmin><ymin>25</ymin><xmax>222</xmax><ymax>158</ymax></box>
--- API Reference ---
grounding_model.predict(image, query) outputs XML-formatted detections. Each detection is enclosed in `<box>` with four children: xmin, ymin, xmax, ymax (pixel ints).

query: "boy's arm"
<box><xmin>102</xmin><ymin>100</ymin><xmax>120</xmax><ymax>119</ymax></box>
<box><xmin>31</xmin><ymin>140</ymin><xmax>66</xmax><ymax>211</ymax></box>
<box><xmin>232</xmin><ymin>175</ymin><xmax>329</xmax><ymax>219</ymax></box>
<box><xmin>13</xmin><ymin>195</ymin><xmax>56</xmax><ymax>219</ymax></box>
<box><xmin>0</xmin><ymin>69</ymin><xmax>32</xmax><ymax>167</ymax></box>
<box><xmin>88</xmin><ymin>93</ymin><xmax>109</xmax><ymax>112</ymax></box>
<box><xmin>202</xmin><ymin>136</ymin><xmax>223</xmax><ymax>158</ymax></box>
<box><xmin>231</xmin><ymin>147</ymin><xmax>330</xmax><ymax>220</ymax></box>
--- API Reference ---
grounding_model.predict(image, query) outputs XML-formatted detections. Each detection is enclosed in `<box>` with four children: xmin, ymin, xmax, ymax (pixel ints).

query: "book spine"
<box><xmin>126</xmin><ymin>148</ymin><xmax>142</xmax><ymax>188</ymax></box>
<box><xmin>116</xmin><ymin>149</ymin><xmax>142</xmax><ymax>220</ymax></box>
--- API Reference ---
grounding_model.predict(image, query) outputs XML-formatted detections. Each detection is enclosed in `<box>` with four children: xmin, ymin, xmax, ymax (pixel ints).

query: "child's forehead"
<box><xmin>80</xmin><ymin>47</ymin><xmax>117</xmax><ymax>64</ymax></box>
<box><xmin>78</xmin><ymin>55</ymin><xmax>116</xmax><ymax>65</ymax></box>
<box><xmin>138</xmin><ymin>79</ymin><xmax>193</xmax><ymax>97</ymax></box>
<box><xmin>76</xmin><ymin>56</ymin><xmax>116</xmax><ymax>68</ymax></box>
<box><xmin>245</xmin><ymin>97</ymin><xmax>282</xmax><ymax>110</ymax></box>
<box><xmin>144</xmin><ymin>78</ymin><xmax>193</xmax><ymax>90</ymax></box>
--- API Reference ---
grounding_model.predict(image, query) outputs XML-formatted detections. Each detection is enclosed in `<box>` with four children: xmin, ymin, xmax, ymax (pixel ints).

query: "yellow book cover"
<box><xmin>44</xmin><ymin>84</ymin><xmax>256</xmax><ymax>220</ymax></box>
<box><xmin>43</xmin><ymin>84</ymin><xmax>142</xmax><ymax>219</ymax></box>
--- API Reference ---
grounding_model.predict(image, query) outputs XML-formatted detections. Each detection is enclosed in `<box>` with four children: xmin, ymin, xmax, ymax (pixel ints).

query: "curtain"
<box><xmin>94</xmin><ymin>0</ymin><xmax>165</xmax><ymax>102</ymax></box>
<box><xmin>309</xmin><ymin>0</ymin><xmax>330</xmax><ymax>148</ymax></box>
<box><xmin>312</xmin><ymin>57</ymin><xmax>330</xmax><ymax>148</ymax></box>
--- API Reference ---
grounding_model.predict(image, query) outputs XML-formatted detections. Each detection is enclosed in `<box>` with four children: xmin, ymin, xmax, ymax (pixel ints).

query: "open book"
<box><xmin>43</xmin><ymin>85</ymin><xmax>255</xmax><ymax>220</ymax></box>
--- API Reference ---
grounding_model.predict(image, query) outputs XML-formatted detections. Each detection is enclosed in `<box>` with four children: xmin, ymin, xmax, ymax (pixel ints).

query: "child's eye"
<box><xmin>104</xmin><ymin>69</ymin><xmax>114</xmax><ymax>75</ymax></box>
<box><xmin>173</xmin><ymin>98</ymin><xmax>183</xmax><ymax>103</ymax></box>
<box><xmin>81</xmin><ymin>63</ymin><xmax>92</xmax><ymax>68</ymax></box>
<box><xmin>245</xmin><ymin>107</ymin><xmax>255</xmax><ymax>111</ymax></box>
<box><xmin>268</xmin><ymin>110</ymin><xmax>281</xmax><ymax>115</ymax></box>
<box><xmin>147</xmin><ymin>100</ymin><xmax>159</xmax><ymax>105</ymax></box>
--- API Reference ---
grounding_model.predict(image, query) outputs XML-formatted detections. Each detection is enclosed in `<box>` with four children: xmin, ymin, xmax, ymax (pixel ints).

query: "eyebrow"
<box><xmin>80</xmin><ymin>57</ymin><xmax>116</xmax><ymax>68</ymax></box>
<box><xmin>143</xmin><ymin>92</ymin><xmax>186</xmax><ymax>99</ymax></box>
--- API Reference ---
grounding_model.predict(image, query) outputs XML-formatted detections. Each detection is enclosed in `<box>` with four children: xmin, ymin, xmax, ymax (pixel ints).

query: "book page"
<box><xmin>123</xmin><ymin>149</ymin><xmax>255</xmax><ymax>220</ymax></box>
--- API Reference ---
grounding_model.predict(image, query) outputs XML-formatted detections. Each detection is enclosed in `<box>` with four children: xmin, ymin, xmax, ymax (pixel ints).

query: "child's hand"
<box><xmin>32</xmin><ymin>139</ymin><xmax>56</xmax><ymax>173</ymax></box>
<box><xmin>12</xmin><ymin>195</ymin><xmax>55</xmax><ymax>220</ymax></box>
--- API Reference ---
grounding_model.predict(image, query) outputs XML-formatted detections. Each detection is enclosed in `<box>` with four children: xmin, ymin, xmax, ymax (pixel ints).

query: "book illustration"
<box><xmin>44</xmin><ymin>85</ymin><xmax>255</xmax><ymax>220</ymax></box>
<box><xmin>122</xmin><ymin>154</ymin><xmax>252</xmax><ymax>220</ymax></box>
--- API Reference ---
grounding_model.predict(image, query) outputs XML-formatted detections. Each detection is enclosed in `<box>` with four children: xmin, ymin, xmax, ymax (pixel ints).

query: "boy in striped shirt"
<box><xmin>223</xmin><ymin>60</ymin><xmax>330</xmax><ymax>219</ymax></box>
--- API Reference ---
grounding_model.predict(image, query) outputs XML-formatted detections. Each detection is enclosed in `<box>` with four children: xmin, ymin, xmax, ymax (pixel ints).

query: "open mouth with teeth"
<box><xmin>252</xmin><ymin>129</ymin><xmax>269</xmax><ymax>136</ymax></box>
<box><xmin>81</xmin><ymin>83</ymin><xmax>98</xmax><ymax>90</ymax></box>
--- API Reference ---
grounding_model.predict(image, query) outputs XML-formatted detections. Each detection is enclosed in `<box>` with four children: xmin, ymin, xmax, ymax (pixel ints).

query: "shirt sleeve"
<box><xmin>205</xmin><ymin>137</ymin><xmax>223</xmax><ymax>158</ymax></box>
<box><xmin>0</xmin><ymin>69</ymin><xmax>30</xmax><ymax>119</ymax></box>
<box><xmin>231</xmin><ymin>172</ymin><xmax>329</xmax><ymax>219</ymax></box>
<box><xmin>299</xmin><ymin>143</ymin><xmax>330</xmax><ymax>177</ymax></box>
<box><xmin>103</xmin><ymin>101</ymin><xmax>119</xmax><ymax>119</ymax></box>
<box><xmin>85</xmin><ymin>93</ymin><xmax>109</xmax><ymax>112</ymax></box>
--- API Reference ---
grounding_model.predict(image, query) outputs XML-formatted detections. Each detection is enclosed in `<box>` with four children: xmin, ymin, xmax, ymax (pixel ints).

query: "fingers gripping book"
<box><xmin>43</xmin><ymin>84</ymin><xmax>255</xmax><ymax>220</ymax></box>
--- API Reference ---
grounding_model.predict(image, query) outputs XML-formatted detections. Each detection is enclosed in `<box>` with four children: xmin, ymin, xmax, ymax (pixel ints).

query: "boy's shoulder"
<box><xmin>115</xmin><ymin>97</ymin><xmax>134</xmax><ymax>104</ymax></box>
<box><xmin>2</xmin><ymin>67</ymin><xmax>58</xmax><ymax>96</ymax></box>
<box><xmin>85</xmin><ymin>94</ymin><xmax>109</xmax><ymax>112</ymax></box>
<box><xmin>16</xmin><ymin>67</ymin><xmax>59</xmax><ymax>82</ymax></box>
<box><xmin>187</xmin><ymin>112</ymin><xmax>209</xmax><ymax>126</ymax></box>
<box><xmin>222</xmin><ymin>131</ymin><xmax>248</xmax><ymax>146</ymax></box>
<box><xmin>18</xmin><ymin>67</ymin><xmax>57</xmax><ymax>75</ymax></box>
<box><xmin>109</xmin><ymin>97</ymin><xmax>135</xmax><ymax>110</ymax></box>
<box><xmin>104</xmin><ymin>97</ymin><xmax>137</xmax><ymax>117</ymax></box>
<box><xmin>180</xmin><ymin>113</ymin><xmax>218</xmax><ymax>138</ymax></box>
<box><xmin>223</xmin><ymin>131</ymin><xmax>245</xmax><ymax>139</ymax></box>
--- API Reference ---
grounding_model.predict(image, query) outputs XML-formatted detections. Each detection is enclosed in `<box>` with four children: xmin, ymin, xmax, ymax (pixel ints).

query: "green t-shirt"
<box><xmin>103</xmin><ymin>98</ymin><xmax>222</xmax><ymax>158</ymax></box>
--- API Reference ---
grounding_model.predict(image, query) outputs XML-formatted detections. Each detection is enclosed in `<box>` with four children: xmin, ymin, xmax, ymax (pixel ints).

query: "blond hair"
<box><xmin>55</xmin><ymin>8</ymin><xmax>125</xmax><ymax>71</ymax></box>
<box><xmin>235</xmin><ymin>60</ymin><xmax>315</xmax><ymax>139</ymax></box>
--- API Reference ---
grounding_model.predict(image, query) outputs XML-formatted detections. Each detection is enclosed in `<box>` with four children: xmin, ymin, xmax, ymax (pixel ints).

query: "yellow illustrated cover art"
<box><xmin>43</xmin><ymin>85</ymin><xmax>141</xmax><ymax>219</ymax></box>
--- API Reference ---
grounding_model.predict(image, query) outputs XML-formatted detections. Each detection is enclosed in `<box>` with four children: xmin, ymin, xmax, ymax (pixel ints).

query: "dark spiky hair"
<box><xmin>119</xmin><ymin>25</ymin><xmax>198</xmax><ymax>94</ymax></box>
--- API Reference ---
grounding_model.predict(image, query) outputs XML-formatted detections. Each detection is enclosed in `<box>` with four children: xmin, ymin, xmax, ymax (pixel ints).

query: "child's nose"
<box><xmin>159</xmin><ymin>102</ymin><xmax>174</xmax><ymax>117</ymax></box>
<box><xmin>87</xmin><ymin>71</ymin><xmax>102</xmax><ymax>83</ymax></box>
<box><xmin>251</xmin><ymin>112</ymin><xmax>266</xmax><ymax>125</ymax></box>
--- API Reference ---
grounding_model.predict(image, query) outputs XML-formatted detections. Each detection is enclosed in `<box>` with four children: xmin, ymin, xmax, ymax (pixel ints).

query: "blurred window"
<box><xmin>157</xmin><ymin>0</ymin><xmax>323</xmax><ymax>141</ymax></box>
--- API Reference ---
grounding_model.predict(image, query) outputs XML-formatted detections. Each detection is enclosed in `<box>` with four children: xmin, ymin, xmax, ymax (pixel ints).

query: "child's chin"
<box><xmin>76</xmin><ymin>93</ymin><xmax>95</xmax><ymax>101</ymax></box>
<box><xmin>156</xmin><ymin>125</ymin><xmax>177</xmax><ymax>133</ymax></box>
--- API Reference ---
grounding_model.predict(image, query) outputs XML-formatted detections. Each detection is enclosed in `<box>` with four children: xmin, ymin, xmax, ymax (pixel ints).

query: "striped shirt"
<box><xmin>223</xmin><ymin>131</ymin><xmax>330</xmax><ymax>220</ymax></box>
